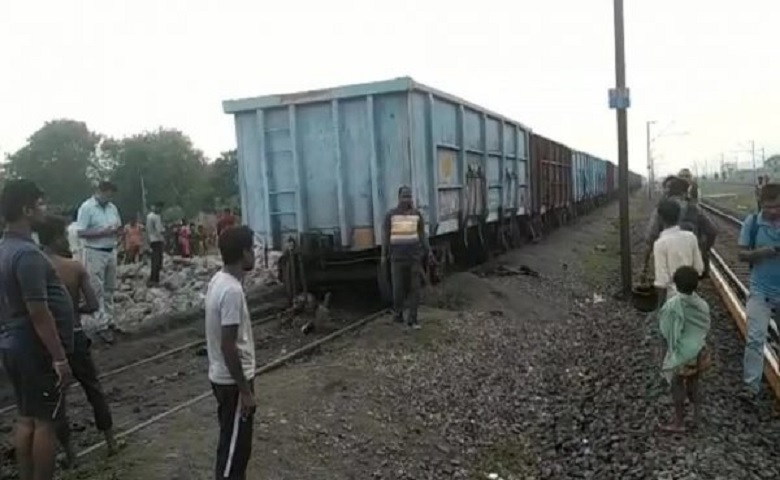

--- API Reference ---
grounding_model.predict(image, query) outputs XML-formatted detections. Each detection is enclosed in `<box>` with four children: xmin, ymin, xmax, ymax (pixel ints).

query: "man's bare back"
<box><xmin>47</xmin><ymin>255</ymin><xmax>98</xmax><ymax>318</ymax></box>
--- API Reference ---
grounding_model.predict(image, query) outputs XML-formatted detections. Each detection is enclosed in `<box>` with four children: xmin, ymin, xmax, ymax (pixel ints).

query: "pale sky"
<box><xmin>1</xmin><ymin>0</ymin><xmax>778</xmax><ymax>179</ymax></box>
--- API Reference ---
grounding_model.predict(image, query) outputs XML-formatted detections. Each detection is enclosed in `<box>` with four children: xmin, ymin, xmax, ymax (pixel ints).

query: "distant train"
<box><xmin>223</xmin><ymin>77</ymin><xmax>643</xmax><ymax>299</ymax></box>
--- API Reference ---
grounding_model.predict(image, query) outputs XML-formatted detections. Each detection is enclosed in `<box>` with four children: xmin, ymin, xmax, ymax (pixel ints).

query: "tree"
<box><xmin>4</xmin><ymin>120</ymin><xmax>102</xmax><ymax>210</ymax></box>
<box><xmin>109</xmin><ymin>129</ymin><xmax>211</xmax><ymax>221</ymax></box>
<box><xmin>208</xmin><ymin>150</ymin><xmax>239</xmax><ymax>210</ymax></box>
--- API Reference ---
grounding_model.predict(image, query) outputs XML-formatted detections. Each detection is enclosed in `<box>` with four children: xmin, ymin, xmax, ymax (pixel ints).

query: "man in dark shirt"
<box><xmin>644</xmin><ymin>176</ymin><xmax>718</xmax><ymax>277</ymax></box>
<box><xmin>0</xmin><ymin>180</ymin><xmax>73</xmax><ymax>480</ymax></box>
<box><xmin>382</xmin><ymin>186</ymin><xmax>429</xmax><ymax>329</ymax></box>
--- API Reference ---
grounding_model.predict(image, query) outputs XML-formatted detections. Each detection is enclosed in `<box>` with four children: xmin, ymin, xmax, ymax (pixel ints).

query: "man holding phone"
<box><xmin>738</xmin><ymin>183</ymin><xmax>780</xmax><ymax>404</ymax></box>
<box><xmin>76</xmin><ymin>181</ymin><xmax>122</xmax><ymax>344</ymax></box>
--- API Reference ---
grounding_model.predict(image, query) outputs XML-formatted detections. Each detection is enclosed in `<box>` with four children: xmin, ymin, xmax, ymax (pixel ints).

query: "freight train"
<box><xmin>223</xmin><ymin>77</ymin><xmax>643</xmax><ymax>299</ymax></box>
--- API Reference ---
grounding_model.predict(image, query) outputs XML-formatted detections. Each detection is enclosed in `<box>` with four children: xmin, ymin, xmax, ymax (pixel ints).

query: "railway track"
<box><xmin>0</xmin><ymin>288</ymin><xmax>381</xmax><ymax>478</ymax></box>
<box><xmin>701</xmin><ymin>200</ymin><xmax>780</xmax><ymax>402</ymax></box>
<box><xmin>0</xmin><ymin>199</ymin><xmax>632</xmax><ymax>478</ymax></box>
<box><xmin>0</xmin><ymin>303</ymin><xmax>287</xmax><ymax>418</ymax></box>
<box><xmin>73</xmin><ymin>308</ymin><xmax>388</xmax><ymax>460</ymax></box>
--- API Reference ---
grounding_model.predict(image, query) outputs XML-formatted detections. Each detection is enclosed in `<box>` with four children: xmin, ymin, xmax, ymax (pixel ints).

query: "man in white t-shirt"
<box><xmin>653</xmin><ymin>199</ymin><xmax>704</xmax><ymax>306</ymax></box>
<box><xmin>204</xmin><ymin>225</ymin><xmax>256</xmax><ymax>479</ymax></box>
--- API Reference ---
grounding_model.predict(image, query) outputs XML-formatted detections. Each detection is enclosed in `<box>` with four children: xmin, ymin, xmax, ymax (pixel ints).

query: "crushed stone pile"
<box><xmin>96</xmin><ymin>251</ymin><xmax>282</xmax><ymax>331</ymax></box>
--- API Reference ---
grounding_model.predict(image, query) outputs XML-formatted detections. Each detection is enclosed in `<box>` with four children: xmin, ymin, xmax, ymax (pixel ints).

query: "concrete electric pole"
<box><xmin>646</xmin><ymin>120</ymin><xmax>655</xmax><ymax>199</ymax></box>
<box><xmin>610</xmin><ymin>0</ymin><xmax>632</xmax><ymax>296</ymax></box>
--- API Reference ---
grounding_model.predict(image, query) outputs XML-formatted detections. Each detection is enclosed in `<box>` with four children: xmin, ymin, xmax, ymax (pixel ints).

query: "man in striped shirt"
<box><xmin>382</xmin><ymin>186</ymin><xmax>429</xmax><ymax>329</ymax></box>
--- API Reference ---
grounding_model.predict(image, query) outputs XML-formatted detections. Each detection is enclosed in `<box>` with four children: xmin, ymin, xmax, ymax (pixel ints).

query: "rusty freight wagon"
<box><xmin>529</xmin><ymin>133</ymin><xmax>574</xmax><ymax>230</ymax></box>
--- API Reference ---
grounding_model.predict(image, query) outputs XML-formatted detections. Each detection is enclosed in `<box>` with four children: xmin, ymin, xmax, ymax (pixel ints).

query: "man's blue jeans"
<box><xmin>744</xmin><ymin>295</ymin><xmax>777</xmax><ymax>393</ymax></box>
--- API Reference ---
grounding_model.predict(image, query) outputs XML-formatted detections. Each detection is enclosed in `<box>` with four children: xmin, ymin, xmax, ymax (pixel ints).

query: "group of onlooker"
<box><xmin>648</xmin><ymin>167</ymin><xmax>780</xmax><ymax>434</ymax></box>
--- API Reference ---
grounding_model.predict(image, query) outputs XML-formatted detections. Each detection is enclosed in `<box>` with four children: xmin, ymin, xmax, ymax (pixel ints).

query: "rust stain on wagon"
<box><xmin>437</xmin><ymin>150</ymin><xmax>456</xmax><ymax>185</ymax></box>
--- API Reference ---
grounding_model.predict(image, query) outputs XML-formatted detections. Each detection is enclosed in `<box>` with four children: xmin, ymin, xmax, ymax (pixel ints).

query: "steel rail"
<box><xmin>709</xmin><ymin>248</ymin><xmax>780</xmax><ymax>402</ymax></box>
<box><xmin>0</xmin><ymin>304</ymin><xmax>289</xmax><ymax>417</ymax></box>
<box><xmin>74</xmin><ymin>308</ymin><xmax>389</xmax><ymax>459</ymax></box>
<box><xmin>699</xmin><ymin>200</ymin><xmax>780</xmax><ymax>341</ymax></box>
<box><xmin>699</xmin><ymin>200</ymin><xmax>744</xmax><ymax>226</ymax></box>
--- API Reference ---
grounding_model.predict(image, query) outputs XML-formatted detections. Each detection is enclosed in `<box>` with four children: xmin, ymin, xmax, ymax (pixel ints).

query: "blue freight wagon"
<box><xmin>223</xmin><ymin>77</ymin><xmax>532</xmax><ymax>296</ymax></box>
<box><xmin>572</xmin><ymin>151</ymin><xmax>611</xmax><ymax>215</ymax></box>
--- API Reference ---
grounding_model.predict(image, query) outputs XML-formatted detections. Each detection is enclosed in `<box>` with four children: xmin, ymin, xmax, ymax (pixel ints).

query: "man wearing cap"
<box><xmin>77</xmin><ymin>181</ymin><xmax>122</xmax><ymax>343</ymax></box>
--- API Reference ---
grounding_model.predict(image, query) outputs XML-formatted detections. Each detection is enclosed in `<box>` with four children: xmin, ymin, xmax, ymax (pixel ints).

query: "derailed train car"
<box><xmin>223</xmin><ymin>77</ymin><xmax>643</xmax><ymax>297</ymax></box>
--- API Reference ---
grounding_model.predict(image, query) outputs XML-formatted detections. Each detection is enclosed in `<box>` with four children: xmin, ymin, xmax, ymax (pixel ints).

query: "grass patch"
<box><xmin>581</xmin><ymin>219</ymin><xmax>621</xmax><ymax>288</ymax></box>
<box><xmin>698</xmin><ymin>180</ymin><xmax>756</xmax><ymax>215</ymax></box>
<box><xmin>472</xmin><ymin>437</ymin><xmax>538</xmax><ymax>480</ymax></box>
<box><xmin>706</xmin><ymin>193</ymin><xmax>755</xmax><ymax>215</ymax></box>
<box><xmin>581</xmin><ymin>197</ymin><xmax>650</xmax><ymax>289</ymax></box>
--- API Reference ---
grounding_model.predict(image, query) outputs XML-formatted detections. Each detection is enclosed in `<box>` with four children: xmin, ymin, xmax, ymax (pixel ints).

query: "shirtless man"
<box><xmin>35</xmin><ymin>215</ymin><xmax>117</xmax><ymax>465</ymax></box>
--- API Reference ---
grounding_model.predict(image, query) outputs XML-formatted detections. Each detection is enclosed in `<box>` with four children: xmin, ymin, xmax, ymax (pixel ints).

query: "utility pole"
<box><xmin>646</xmin><ymin>120</ymin><xmax>655</xmax><ymax>199</ymax></box>
<box><xmin>610</xmin><ymin>0</ymin><xmax>632</xmax><ymax>296</ymax></box>
<box><xmin>140</xmin><ymin>172</ymin><xmax>148</xmax><ymax>217</ymax></box>
<box><xmin>752</xmin><ymin>140</ymin><xmax>757</xmax><ymax>184</ymax></box>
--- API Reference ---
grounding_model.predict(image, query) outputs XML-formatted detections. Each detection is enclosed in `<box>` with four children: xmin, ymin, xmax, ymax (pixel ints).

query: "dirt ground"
<box><xmin>61</xmin><ymin>198</ymin><xmax>639</xmax><ymax>480</ymax></box>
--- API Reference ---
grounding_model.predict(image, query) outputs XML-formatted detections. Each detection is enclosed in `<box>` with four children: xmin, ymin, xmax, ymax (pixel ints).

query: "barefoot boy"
<box><xmin>657</xmin><ymin>265</ymin><xmax>711</xmax><ymax>433</ymax></box>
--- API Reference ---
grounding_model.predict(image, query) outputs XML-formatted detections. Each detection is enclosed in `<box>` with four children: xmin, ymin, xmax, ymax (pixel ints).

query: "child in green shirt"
<box><xmin>658</xmin><ymin>265</ymin><xmax>711</xmax><ymax>433</ymax></box>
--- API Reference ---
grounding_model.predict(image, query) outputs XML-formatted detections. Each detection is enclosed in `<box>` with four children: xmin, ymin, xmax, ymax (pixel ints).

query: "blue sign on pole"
<box><xmin>608</xmin><ymin>88</ymin><xmax>631</xmax><ymax>109</ymax></box>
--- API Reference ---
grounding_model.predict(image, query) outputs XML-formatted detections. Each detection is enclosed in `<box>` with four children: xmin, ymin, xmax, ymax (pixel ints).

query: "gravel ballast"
<box><xmin>68</xmin><ymin>197</ymin><xmax>780</xmax><ymax>480</ymax></box>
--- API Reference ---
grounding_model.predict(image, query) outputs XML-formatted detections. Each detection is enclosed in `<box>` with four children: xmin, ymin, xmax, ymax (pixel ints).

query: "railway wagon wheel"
<box><xmin>427</xmin><ymin>243</ymin><xmax>452</xmax><ymax>284</ymax></box>
<box><xmin>528</xmin><ymin>214</ymin><xmax>543</xmax><ymax>244</ymax></box>
<box><xmin>509</xmin><ymin>217</ymin><xmax>525</xmax><ymax>248</ymax></box>
<box><xmin>450</xmin><ymin>226</ymin><xmax>487</xmax><ymax>267</ymax></box>
<box><xmin>471</xmin><ymin>225</ymin><xmax>490</xmax><ymax>264</ymax></box>
<box><xmin>498</xmin><ymin>220</ymin><xmax>513</xmax><ymax>252</ymax></box>
<box><xmin>278</xmin><ymin>252</ymin><xmax>303</xmax><ymax>304</ymax></box>
<box><xmin>541</xmin><ymin>213</ymin><xmax>553</xmax><ymax>236</ymax></box>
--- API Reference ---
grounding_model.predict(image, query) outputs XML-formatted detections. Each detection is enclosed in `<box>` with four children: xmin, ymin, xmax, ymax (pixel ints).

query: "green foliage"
<box><xmin>162</xmin><ymin>206</ymin><xmax>185</xmax><ymax>224</ymax></box>
<box><xmin>4</xmin><ymin>119</ymin><xmax>101</xmax><ymax>211</ymax></box>
<box><xmin>108</xmin><ymin>128</ymin><xmax>212</xmax><ymax>220</ymax></box>
<box><xmin>6</xmin><ymin>120</ymin><xmax>241</xmax><ymax>223</ymax></box>
<box><xmin>209</xmin><ymin>150</ymin><xmax>239</xmax><ymax>210</ymax></box>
